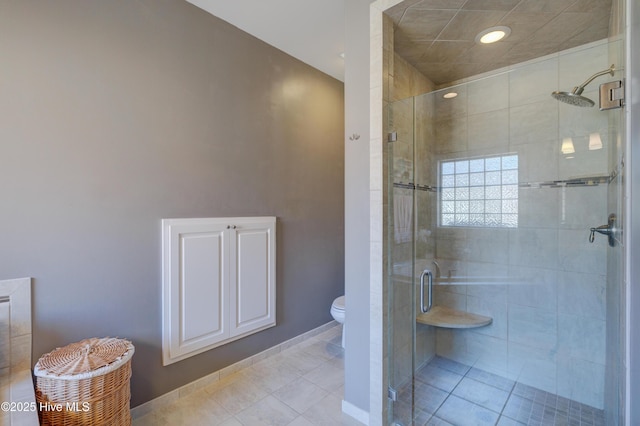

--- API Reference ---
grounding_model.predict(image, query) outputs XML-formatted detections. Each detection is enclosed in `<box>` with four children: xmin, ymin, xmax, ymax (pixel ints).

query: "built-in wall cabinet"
<box><xmin>162</xmin><ymin>217</ymin><xmax>276</xmax><ymax>365</ymax></box>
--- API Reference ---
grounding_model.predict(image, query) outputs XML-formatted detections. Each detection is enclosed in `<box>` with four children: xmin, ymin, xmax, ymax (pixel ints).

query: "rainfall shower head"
<box><xmin>551</xmin><ymin>64</ymin><xmax>615</xmax><ymax>107</ymax></box>
<box><xmin>551</xmin><ymin>90</ymin><xmax>595</xmax><ymax>107</ymax></box>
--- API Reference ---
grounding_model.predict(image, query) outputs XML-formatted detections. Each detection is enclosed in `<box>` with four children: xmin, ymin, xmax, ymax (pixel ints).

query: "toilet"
<box><xmin>330</xmin><ymin>296</ymin><xmax>346</xmax><ymax>348</ymax></box>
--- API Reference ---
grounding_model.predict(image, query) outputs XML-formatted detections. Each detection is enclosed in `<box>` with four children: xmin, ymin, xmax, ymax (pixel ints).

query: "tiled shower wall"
<box><xmin>418</xmin><ymin>39</ymin><xmax>617</xmax><ymax>409</ymax></box>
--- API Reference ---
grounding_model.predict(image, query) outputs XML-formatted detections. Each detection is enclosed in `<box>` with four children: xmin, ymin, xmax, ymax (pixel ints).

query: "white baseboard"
<box><xmin>131</xmin><ymin>320</ymin><xmax>338</xmax><ymax>419</ymax></box>
<box><xmin>342</xmin><ymin>399</ymin><xmax>370</xmax><ymax>425</ymax></box>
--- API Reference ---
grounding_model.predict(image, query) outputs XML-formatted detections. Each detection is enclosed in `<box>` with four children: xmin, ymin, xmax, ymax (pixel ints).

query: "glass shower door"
<box><xmin>387</xmin><ymin>96</ymin><xmax>418</xmax><ymax>426</ymax></box>
<box><xmin>387</xmin><ymin>92</ymin><xmax>439</xmax><ymax>426</ymax></box>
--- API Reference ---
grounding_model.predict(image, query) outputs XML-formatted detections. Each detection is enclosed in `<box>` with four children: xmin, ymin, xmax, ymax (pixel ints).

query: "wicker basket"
<box><xmin>34</xmin><ymin>337</ymin><xmax>135</xmax><ymax>426</ymax></box>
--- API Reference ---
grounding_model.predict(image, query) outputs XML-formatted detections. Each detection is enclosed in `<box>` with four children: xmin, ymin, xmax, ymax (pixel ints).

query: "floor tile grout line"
<box><xmin>496</xmin><ymin>376</ymin><xmax>519</xmax><ymax>425</ymax></box>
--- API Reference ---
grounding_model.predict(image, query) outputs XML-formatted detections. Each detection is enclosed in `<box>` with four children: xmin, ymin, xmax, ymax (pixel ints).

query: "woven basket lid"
<box><xmin>34</xmin><ymin>337</ymin><xmax>134</xmax><ymax>380</ymax></box>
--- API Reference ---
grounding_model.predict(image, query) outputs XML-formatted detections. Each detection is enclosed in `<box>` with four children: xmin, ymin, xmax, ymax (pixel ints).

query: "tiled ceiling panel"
<box><xmin>387</xmin><ymin>0</ymin><xmax>612</xmax><ymax>86</ymax></box>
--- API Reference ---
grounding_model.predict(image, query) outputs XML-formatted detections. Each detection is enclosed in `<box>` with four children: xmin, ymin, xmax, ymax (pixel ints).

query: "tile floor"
<box><xmin>394</xmin><ymin>356</ymin><xmax>606</xmax><ymax>426</ymax></box>
<box><xmin>132</xmin><ymin>325</ymin><xmax>363</xmax><ymax>426</ymax></box>
<box><xmin>132</xmin><ymin>325</ymin><xmax>606</xmax><ymax>426</ymax></box>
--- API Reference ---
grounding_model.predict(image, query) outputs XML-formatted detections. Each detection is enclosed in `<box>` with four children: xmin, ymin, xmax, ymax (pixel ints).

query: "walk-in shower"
<box><xmin>385</xmin><ymin>37</ymin><xmax>626</xmax><ymax>426</ymax></box>
<box><xmin>551</xmin><ymin>64</ymin><xmax>616</xmax><ymax>107</ymax></box>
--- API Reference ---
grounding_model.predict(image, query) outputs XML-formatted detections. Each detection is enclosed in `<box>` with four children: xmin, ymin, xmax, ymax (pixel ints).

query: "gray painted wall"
<box><xmin>344</xmin><ymin>0</ymin><xmax>371</xmax><ymax>413</ymax></box>
<box><xmin>628</xmin><ymin>0</ymin><xmax>640</xmax><ymax>422</ymax></box>
<box><xmin>0</xmin><ymin>0</ymin><xmax>344</xmax><ymax>407</ymax></box>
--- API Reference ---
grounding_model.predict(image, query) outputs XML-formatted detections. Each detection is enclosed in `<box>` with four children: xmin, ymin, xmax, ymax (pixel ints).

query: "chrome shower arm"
<box><xmin>573</xmin><ymin>64</ymin><xmax>615</xmax><ymax>95</ymax></box>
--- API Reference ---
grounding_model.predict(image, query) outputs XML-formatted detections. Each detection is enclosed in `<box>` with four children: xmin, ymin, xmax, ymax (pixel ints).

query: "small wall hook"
<box><xmin>349</xmin><ymin>133</ymin><xmax>360</xmax><ymax>141</ymax></box>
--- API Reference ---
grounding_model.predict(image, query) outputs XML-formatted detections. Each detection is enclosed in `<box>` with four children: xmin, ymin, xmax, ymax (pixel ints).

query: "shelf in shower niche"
<box><xmin>416</xmin><ymin>306</ymin><xmax>492</xmax><ymax>329</ymax></box>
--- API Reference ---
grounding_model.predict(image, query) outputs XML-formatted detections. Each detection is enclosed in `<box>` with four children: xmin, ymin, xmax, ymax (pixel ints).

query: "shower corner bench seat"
<box><xmin>416</xmin><ymin>306</ymin><xmax>492</xmax><ymax>329</ymax></box>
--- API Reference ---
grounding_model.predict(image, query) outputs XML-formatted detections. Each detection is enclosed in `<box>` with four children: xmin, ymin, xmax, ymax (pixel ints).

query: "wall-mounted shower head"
<box><xmin>551</xmin><ymin>64</ymin><xmax>615</xmax><ymax>107</ymax></box>
<box><xmin>551</xmin><ymin>91</ymin><xmax>595</xmax><ymax>107</ymax></box>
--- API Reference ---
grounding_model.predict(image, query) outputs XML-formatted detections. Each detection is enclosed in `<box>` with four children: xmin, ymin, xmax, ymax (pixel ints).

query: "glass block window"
<box><xmin>440</xmin><ymin>154</ymin><xmax>518</xmax><ymax>228</ymax></box>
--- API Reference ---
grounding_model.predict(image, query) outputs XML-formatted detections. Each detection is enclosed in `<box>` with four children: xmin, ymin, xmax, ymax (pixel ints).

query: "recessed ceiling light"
<box><xmin>475</xmin><ymin>26</ymin><xmax>511</xmax><ymax>44</ymax></box>
<box><xmin>443</xmin><ymin>92</ymin><xmax>458</xmax><ymax>99</ymax></box>
<box><xmin>339</xmin><ymin>52</ymin><xmax>345</xmax><ymax>59</ymax></box>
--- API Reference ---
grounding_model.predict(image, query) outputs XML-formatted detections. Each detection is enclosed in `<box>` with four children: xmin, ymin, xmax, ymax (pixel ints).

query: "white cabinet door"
<box><xmin>163</xmin><ymin>219</ymin><xmax>229</xmax><ymax>364</ymax></box>
<box><xmin>162</xmin><ymin>217</ymin><xmax>276</xmax><ymax>366</ymax></box>
<box><xmin>229</xmin><ymin>219</ymin><xmax>276</xmax><ymax>338</ymax></box>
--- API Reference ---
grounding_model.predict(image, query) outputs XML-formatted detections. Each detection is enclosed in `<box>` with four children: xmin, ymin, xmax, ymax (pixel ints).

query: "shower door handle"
<box><xmin>420</xmin><ymin>269</ymin><xmax>433</xmax><ymax>313</ymax></box>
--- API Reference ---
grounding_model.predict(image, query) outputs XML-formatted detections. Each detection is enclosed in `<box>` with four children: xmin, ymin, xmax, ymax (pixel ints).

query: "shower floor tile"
<box><xmin>414</xmin><ymin>382</ymin><xmax>449</xmax><ymax>414</ymax></box>
<box><xmin>414</xmin><ymin>364</ymin><xmax>464</xmax><ymax>393</ymax></box>
<box><xmin>395</xmin><ymin>356</ymin><xmax>606</xmax><ymax>426</ymax></box>
<box><xmin>436</xmin><ymin>395</ymin><xmax>500</xmax><ymax>426</ymax></box>
<box><xmin>429</xmin><ymin>356</ymin><xmax>472</xmax><ymax>376</ymax></box>
<box><xmin>451</xmin><ymin>377</ymin><xmax>510</xmax><ymax>414</ymax></box>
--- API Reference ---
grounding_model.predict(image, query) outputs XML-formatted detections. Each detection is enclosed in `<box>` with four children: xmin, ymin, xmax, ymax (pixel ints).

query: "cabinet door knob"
<box><xmin>227</xmin><ymin>225</ymin><xmax>231</xmax><ymax>229</ymax></box>
<box><xmin>233</xmin><ymin>225</ymin><xmax>237</xmax><ymax>229</ymax></box>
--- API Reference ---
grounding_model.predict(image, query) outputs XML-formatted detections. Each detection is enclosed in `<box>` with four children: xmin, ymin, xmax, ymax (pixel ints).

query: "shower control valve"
<box><xmin>589</xmin><ymin>214</ymin><xmax>617</xmax><ymax>247</ymax></box>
